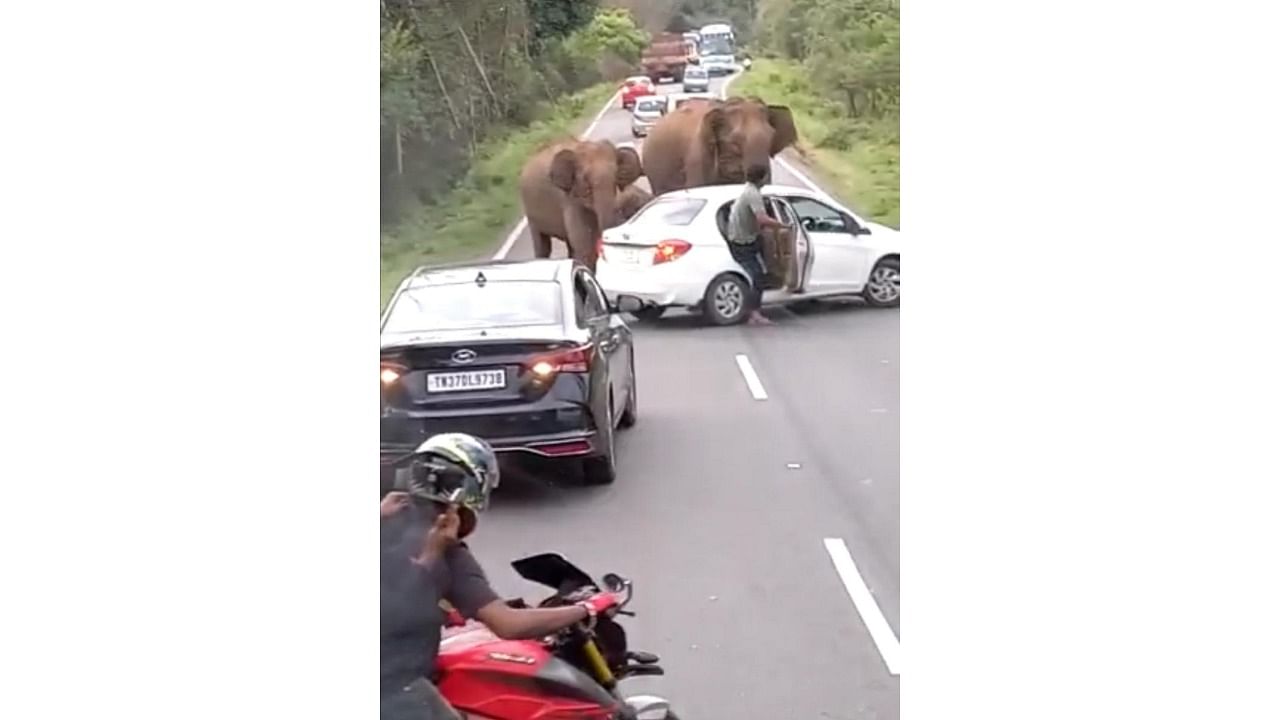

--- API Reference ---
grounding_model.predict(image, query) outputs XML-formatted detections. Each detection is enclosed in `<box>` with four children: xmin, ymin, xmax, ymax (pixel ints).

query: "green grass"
<box><xmin>732</xmin><ymin>58</ymin><xmax>899</xmax><ymax>229</ymax></box>
<box><xmin>380</xmin><ymin>83</ymin><xmax>617</xmax><ymax>309</ymax></box>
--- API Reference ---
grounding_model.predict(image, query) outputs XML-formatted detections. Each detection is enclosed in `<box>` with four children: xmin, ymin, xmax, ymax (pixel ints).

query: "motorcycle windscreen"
<box><xmin>511</xmin><ymin>553</ymin><xmax>597</xmax><ymax>594</ymax></box>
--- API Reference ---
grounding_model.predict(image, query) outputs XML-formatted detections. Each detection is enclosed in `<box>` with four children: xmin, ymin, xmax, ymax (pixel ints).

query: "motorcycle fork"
<box><xmin>581</xmin><ymin>637</ymin><xmax>617</xmax><ymax>690</ymax></box>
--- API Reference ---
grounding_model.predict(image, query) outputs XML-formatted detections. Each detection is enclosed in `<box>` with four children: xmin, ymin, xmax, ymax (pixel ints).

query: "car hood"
<box><xmin>380</xmin><ymin>324</ymin><xmax>568</xmax><ymax>350</ymax></box>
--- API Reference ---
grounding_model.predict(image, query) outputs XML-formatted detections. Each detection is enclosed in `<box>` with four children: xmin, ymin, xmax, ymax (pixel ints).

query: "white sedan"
<box><xmin>596</xmin><ymin>184</ymin><xmax>901</xmax><ymax>325</ymax></box>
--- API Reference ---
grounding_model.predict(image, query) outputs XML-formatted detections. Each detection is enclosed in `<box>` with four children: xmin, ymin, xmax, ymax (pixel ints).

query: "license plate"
<box><xmin>426</xmin><ymin>369</ymin><xmax>506</xmax><ymax>393</ymax></box>
<box><xmin>610</xmin><ymin>246</ymin><xmax>647</xmax><ymax>265</ymax></box>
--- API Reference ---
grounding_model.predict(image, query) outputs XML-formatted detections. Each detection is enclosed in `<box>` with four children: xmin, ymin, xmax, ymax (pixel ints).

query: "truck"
<box><xmin>640</xmin><ymin>32</ymin><xmax>698</xmax><ymax>83</ymax></box>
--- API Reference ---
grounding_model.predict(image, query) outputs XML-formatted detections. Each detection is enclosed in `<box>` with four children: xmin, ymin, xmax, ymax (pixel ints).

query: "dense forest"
<box><xmin>380</xmin><ymin>0</ymin><xmax>646</xmax><ymax>224</ymax></box>
<box><xmin>380</xmin><ymin>0</ymin><xmax>899</xmax><ymax>228</ymax></box>
<box><xmin>753</xmin><ymin>0</ymin><xmax>899</xmax><ymax>120</ymax></box>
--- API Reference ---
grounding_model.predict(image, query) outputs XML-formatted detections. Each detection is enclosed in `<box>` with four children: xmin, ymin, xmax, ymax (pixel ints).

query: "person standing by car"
<box><xmin>380</xmin><ymin>434</ymin><xmax>622</xmax><ymax>720</ymax></box>
<box><xmin>727</xmin><ymin>164</ymin><xmax>787</xmax><ymax>325</ymax></box>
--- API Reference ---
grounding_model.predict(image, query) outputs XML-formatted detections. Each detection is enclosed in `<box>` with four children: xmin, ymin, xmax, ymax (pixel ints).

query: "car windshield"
<box><xmin>383</xmin><ymin>281</ymin><xmax>562</xmax><ymax>333</ymax></box>
<box><xmin>686</xmin><ymin>68</ymin><xmax>707</xmax><ymax>78</ymax></box>
<box><xmin>631</xmin><ymin>197</ymin><xmax>706</xmax><ymax>226</ymax></box>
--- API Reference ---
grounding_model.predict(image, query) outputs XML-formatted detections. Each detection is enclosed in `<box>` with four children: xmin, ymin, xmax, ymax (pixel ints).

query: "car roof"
<box><xmin>652</xmin><ymin>183</ymin><xmax>825</xmax><ymax>203</ymax></box>
<box><xmin>401</xmin><ymin>258</ymin><xmax>573</xmax><ymax>291</ymax></box>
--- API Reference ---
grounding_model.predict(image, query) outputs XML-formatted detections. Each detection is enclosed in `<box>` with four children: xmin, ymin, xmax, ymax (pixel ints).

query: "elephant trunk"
<box><xmin>594</xmin><ymin>195</ymin><xmax>619</xmax><ymax>236</ymax></box>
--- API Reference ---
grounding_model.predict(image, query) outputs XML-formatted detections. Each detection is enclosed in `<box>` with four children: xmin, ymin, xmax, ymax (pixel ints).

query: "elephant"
<box><xmin>519</xmin><ymin>138</ymin><xmax>644</xmax><ymax>273</ymax></box>
<box><xmin>615</xmin><ymin>184</ymin><xmax>653</xmax><ymax>222</ymax></box>
<box><xmin>641</xmin><ymin>96</ymin><xmax>798</xmax><ymax>196</ymax></box>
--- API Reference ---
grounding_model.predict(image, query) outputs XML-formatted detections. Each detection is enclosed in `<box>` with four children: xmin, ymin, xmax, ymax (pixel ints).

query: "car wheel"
<box><xmin>618</xmin><ymin>353</ymin><xmax>638</xmax><ymax>429</ymax></box>
<box><xmin>702</xmin><ymin>273</ymin><xmax>751</xmax><ymax>326</ymax></box>
<box><xmin>863</xmin><ymin>257</ymin><xmax>900</xmax><ymax>308</ymax></box>
<box><xmin>582</xmin><ymin>403</ymin><xmax>618</xmax><ymax>485</ymax></box>
<box><xmin>630</xmin><ymin>306</ymin><xmax>666</xmax><ymax>323</ymax></box>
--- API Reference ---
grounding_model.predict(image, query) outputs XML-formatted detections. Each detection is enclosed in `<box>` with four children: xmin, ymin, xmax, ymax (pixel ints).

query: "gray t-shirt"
<box><xmin>381</xmin><ymin>503</ymin><xmax>501</xmax><ymax>693</ymax></box>
<box><xmin>727</xmin><ymin>183</ymin><xmax>767</xmax><ymax>245</ymax></box>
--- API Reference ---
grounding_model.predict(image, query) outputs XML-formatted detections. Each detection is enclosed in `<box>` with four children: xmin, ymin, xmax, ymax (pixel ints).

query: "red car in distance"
<box><xmin>620</xmin><ymin>76</ymin><xmax>655</xmax><ymax>109</ymax></box>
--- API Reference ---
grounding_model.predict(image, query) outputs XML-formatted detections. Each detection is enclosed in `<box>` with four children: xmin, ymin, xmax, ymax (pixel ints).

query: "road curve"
<box><xmin>474</xmin><ymin>73</ymin><xmax>901</xmax><ymax>719</ymax></box>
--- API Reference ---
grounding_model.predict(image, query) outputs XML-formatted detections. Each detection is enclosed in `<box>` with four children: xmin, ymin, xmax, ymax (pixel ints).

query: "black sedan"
<box><xmin>380</xmin><ymin>259</ymin><xmax>643</xmax><ymax>491</ymax></box>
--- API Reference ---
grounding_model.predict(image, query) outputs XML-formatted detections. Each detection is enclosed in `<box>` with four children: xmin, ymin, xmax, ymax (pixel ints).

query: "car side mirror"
<box><xmin>612</xmin><ymin>295</ymin><xmax>646</xmax><ymax>315</ymax></box>
<box><xmin>844</xmin><ymin>214</ymin><xmax>871</xmax><ymax>236</ymax></box>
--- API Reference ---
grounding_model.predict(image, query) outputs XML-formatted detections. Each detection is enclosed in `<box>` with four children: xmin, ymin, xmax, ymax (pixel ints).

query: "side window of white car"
<box><xmin>789</xmin><ymin>198</ymin><xmax>856</xmax><ymax>235</ymax></box>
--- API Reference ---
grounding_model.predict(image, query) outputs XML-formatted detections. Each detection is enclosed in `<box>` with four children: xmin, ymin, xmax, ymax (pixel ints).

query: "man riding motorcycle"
<box><xmin>380</xmin><ymin>433</ymin><xmax>623</xmax><ymax>720</ymax></box>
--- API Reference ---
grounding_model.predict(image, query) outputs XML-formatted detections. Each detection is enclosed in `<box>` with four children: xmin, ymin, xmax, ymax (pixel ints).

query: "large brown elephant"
<box><xmin>519</xmin><ymin>139</ymin><xmax>643</xmax><ymax>273</ymax></box>
<box><xmin>642</xmin><ymin>96</ymin><xmax>798</xmax><ymax>196</ymax></box>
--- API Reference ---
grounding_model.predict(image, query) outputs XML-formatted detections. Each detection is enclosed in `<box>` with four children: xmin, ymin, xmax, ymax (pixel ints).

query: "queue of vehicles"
<box><xmin>381</xmin><ymin>30</ymin><xmax>896</xmax><ymax>714</ymax></box>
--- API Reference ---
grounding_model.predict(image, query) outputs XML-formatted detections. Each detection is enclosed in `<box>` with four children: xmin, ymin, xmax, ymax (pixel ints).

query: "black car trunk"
<box><xmin>381</xmin><ymin>338</ymin><xmax>577</xmax><ymax>411</ymax></box>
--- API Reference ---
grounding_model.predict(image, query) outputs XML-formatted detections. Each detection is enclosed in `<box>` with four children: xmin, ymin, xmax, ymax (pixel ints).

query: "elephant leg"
<box><xmin>531</xmin><ymin>231</ymin><xmax>553</xmax><ymax>259</ymax></box>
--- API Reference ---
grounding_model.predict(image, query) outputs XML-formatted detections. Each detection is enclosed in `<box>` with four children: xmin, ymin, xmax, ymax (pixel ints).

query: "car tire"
<box><xmin>862</xmin><ymin>257</ymin><xmax>901</xmax><ymax>308</ymax></box>
<box><xmin>583</xmin><ymin>403</ymin><xmax>618</xmax><ymax>485</ymax></box>
<box><xmin>702</xmin><ymin>273</ymin><xmax>752</xmax><ymax>326</ymax></box>
<box><xmin>630</xmin><ymin>306</ymin><xmax>666</xmax><ymax>323</ymax></box>
<box><xmin>618</xmin><ymin>353</ymin><xmax>638</xmax><ymax>430</ymax></box>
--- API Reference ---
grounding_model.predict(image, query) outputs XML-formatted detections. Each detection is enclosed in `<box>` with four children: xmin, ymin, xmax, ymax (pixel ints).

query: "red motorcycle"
<box><xmin>436</xmin><ymin>553</ymin><xmax>680</xmax><ymax>720</ymax></box>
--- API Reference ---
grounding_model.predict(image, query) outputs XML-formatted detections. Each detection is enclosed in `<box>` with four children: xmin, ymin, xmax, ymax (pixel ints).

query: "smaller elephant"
<box><xmin>519</xmin><ymin>139</ymin><xmax>644</xmax><ymax>273</ymax></box>
<box><xmin>615</xmin><ymin>184</ymin><xmax>653</xmax><ymax>222</ymax></box>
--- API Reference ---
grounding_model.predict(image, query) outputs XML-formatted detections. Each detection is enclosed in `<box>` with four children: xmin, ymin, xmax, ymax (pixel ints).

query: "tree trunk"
<box><xmin>423</xmin><ymin>46</ymin><xmax>463</xmax><ymax>130</ymax></box>
<box><xmin>456</xmin><ymin>24</ymin><xmax>500</xmax><ymax>109</ymax></box>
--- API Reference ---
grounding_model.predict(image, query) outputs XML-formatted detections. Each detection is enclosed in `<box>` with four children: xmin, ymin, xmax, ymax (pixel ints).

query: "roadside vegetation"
<box><xmin>741</xmin><ymin>0</ymin><xmax>899</xmax><ymax>227</ymax></box>
<box><xmin>380</xmin><ymin>1</ymin><xmax>648</xmax><ymax>307</ymax></box>
<box><xmin>380</xmin><ymin>83</ymin><xmax>615</xmax><ymax>304</ymax></box>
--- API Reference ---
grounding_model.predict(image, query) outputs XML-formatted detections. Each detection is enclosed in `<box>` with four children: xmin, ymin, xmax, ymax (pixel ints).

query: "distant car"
<box><xmin>620</xmin><ymin>76</ymin><xmax>655</xmax><ymax>109</ymax></box>
<box><xmin>665</xmin><ymin>92</ymin><xmax>718</xmax><ymax>114</ymax></box>
<box><xmin>682</xmin><ymin>65</ymin><xmax>710</xmax><ymax>93</ymax></box>
<box><xmin>596</xmin><ymin>185</ymin><xmax>902</xmax><ymax>325</ymax></box>
<box><xmin>380</xmin><ymin>259</ymin><xmax>643</xmax><ymax>488</ymax></box>
<box><xmin>630</xmin><ymin>96</ymin><xmax>667</xmax><ymax>138</ymax></box>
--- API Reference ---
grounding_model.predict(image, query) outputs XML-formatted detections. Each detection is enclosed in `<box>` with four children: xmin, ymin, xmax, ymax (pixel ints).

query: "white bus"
<box><xmin>697</xmin><ymin>23</ymin><xmax>736</xmax><ymax>75</ymax></box>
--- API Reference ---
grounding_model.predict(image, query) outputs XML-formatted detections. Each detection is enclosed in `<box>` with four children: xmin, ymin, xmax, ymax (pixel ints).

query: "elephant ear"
<box><xmin>614</xmin><ymin>146</ymin><xmax>643</xmax><ymax>188</ymax></box>
<box><xmin>767</xmin><ymin>105</ymin><xmax>798</xmax><ymax>155</ymax></box>
<box><xmin>550</xmin><ymin>149</ymin><xmax>578</xmax><ymax>192</ymax></box>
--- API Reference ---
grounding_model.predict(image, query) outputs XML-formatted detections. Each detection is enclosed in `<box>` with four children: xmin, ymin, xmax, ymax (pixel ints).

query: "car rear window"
<box><xmin>630</xmin><ymin>197</ymin><xmax>706</xmax><ymax>226</ymax></box>
<box><xmin>383</xmin><ymin>281</ymin><xmax>562</xmax><ymax>333</ymax></box>
<box><xmin>636</xmin><ymin>98</ymin><xmax>665</xmax><ymax>112</ymax></box>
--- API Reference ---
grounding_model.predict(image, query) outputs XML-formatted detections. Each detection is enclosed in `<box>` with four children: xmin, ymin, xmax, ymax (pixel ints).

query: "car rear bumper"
<box><xmin>381</xmin><ymin>400</ymin><xmax>602</xmax><ymax>460</ymax></box>
<box><xmin>381</xmin><ymin>428</ymin><xmax>600</xmax><ymax>463</ymax></box>
<box><xmin>596</xmin><ymin>256</ymin><xmax>710</xmax><ymax>308</ymax></box>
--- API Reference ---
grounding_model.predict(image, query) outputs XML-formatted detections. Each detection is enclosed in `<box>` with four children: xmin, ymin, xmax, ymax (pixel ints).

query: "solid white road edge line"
<box><xmin>734</xmin><ymin>354</ymin><xmax>769</xmax><ymax>401</ymax></box>
<box><xmin>823</xmin><ymin>537</ymin><xmax>901</xmax><ymax>676</ymax></box>
<box><xmin>494</xmin><ymin>89</ymin><xmax>622</xmax><ymax>260</ymax></box>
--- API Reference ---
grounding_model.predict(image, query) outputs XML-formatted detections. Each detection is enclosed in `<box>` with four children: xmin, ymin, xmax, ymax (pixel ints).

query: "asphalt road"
<box><xmin>474</xmin><ymin>73</ymin><xmax>901</xmax><ymax>719</ymax></box>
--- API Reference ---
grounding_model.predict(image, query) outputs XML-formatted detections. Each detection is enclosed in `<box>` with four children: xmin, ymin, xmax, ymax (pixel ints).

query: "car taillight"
<box><xmin>380</xmin><ymin>361</ymin><xmax>407</xmax><ymax>386</ymax></box>
<box><xmin>525</xmin><ymin>345</ymin><xmax>594</xmax><ymax>377</ymax></box>
<box><xmin>596</xmin><ymin>234</ymin><xmax>604</xmax><ymax>259</ymax></box>
<box><xmin>653</xmin><ymin>239</ymin><xmax>692</xmax><ymax>265</ymax></box>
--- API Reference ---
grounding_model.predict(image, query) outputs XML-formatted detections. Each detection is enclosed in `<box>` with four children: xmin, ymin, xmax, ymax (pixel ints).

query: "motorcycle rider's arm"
<box><xmin>475</xmin><ymin>601</ymin><xmax>590</xmax><ymax>640</ymax></box>
<box><xmin>447</xmin><ymin>546</ymin><xmax>592</xmax><ymax>640</ymax></box>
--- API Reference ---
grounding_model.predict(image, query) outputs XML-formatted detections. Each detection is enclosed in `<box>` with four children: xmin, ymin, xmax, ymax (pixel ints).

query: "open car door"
<box><xmin>768</xmin><ymin>197</ymin><xmax>813</xmax><ymax>293</ymax></box>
